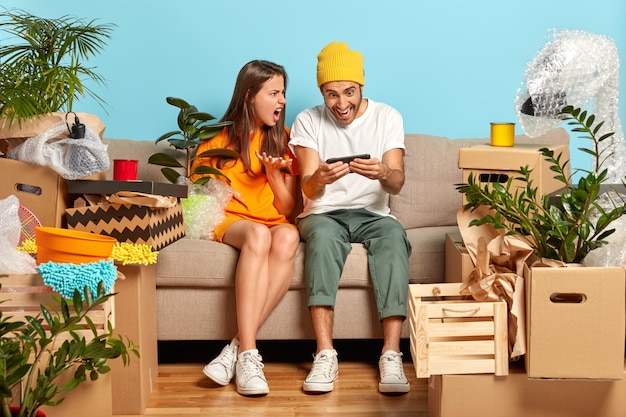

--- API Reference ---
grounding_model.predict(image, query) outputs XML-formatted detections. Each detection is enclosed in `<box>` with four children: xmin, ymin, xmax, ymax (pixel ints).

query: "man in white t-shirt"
<box><xmin>289</xmin><ymin>41</ymin><xmax>411</xmax><ymax>394</ymax></box>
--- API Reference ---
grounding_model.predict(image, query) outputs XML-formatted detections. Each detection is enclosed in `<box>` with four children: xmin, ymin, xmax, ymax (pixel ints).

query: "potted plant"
<box><xmin>148</xmin><ymin>97</ymin><xmax>238</xmax><ymax>239</ymax></box>
<box><xmin>456</xmin><ymin>105</ymin><xmax>626</xmax><ymax>264</ymax></box>
<box><xmin>0</xmin><ymin>280</ymin><xmax>137</xmax><ymax>417</ymax></box>
<box><xmin>0</xmin><ymin>8</ymin><xmax>115</xmax><ymax>128</ymax></box>
<box><xmin>148</xmin><ymin>96</ymin><xmax>238</xmax><ymax>184</ymax></box>
<box><xmin>457</xmin><ymin>106</ymin><xmax>626</xmax><ymax>380</ymax></box>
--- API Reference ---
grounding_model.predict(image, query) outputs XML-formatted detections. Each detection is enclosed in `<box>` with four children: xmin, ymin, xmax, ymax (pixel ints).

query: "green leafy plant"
<box><xmin>0</xmin><ymin>8</ymin><xmax>115</xmax><ymax>127</ymax></box>
<box><xmin>0</xmin><ymin>280</ymin><xmax>137</xmax><ymax>417</ymax></box>
<box><xmin>456</xmin><ymin>105</ymin><xmax>626</xmax><ymax>263</ymax></box>
<box><xmin>148</xmin><ymin>97</ymin><xmax>238</xmax><ymax>185</ymax></box>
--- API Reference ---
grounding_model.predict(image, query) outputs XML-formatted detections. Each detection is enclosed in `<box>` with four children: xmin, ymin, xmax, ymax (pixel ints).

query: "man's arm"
<box><xmin>294</xmin><ymin>145</ymin><xmax>352</xmax><ymax>200</ymax></box>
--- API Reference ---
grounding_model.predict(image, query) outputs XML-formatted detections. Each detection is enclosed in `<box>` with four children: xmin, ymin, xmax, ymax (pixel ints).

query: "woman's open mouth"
<box><xmin>273</xmin><ymin>108</ymin><xmax>282</xmax><ymax>123</ymax></box>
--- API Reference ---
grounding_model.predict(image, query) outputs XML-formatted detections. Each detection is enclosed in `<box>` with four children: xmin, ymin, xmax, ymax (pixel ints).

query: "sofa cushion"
<box><xmin>389</xmin><ymin>129</ymin><xmax>571</xmax><ymax>230</ymax></box>
<box><xmin>155</xmin><ymin>239</ymin><xmax>367</xmax><ymax>290</ymax></box>
<box><xmin>390</xmin><ymin>134</ymin><xmax>483</xmax><ymax>229</ymax></box>
<box><xmin>102</xmin><ymin>138</ymin><xmax>183</xmax><ymax>182</ymax></box>
<box><xmin>155</xmin><ymin>224</ymin><xmax>459</xmax><ymax>289</ymax></box>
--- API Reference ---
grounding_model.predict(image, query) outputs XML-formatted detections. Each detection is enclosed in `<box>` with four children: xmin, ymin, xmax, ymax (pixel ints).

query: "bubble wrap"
<box><xmin>583</xmin><ymin>190</ymin><xmax>626</xmax><ymax>267</ymax></box>
<box><xmin>514</xmin><ymin>29</ymin><xmax>625</xmax><ymax>182</ymax></box>
<box><xmin>179</xmin><ymin>179</ymin><xmax>235</xmax><ymax>240</ymax></box>
<box><xmin>7</xmin><ymin>121</ymin><xmax>110</xmax><ymax>180</ymax></box>
<box><xmin>0</xmin><ymin>195</ymin><xmax>37</xmax><ymax>274</ymax></box>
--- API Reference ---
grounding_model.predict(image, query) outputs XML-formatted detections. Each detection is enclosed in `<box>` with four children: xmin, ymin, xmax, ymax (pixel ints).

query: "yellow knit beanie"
<box><xmin>316</xmin><ymin>42</ymin><xmax>365</xmax><ymax>87</ymax></box>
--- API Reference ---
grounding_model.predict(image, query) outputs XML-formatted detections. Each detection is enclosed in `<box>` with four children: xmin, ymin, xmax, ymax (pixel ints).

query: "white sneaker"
<box><xmin>202</xmin><ymin>339</ymin><xmax>239</xmax><ymax>385</ymax></box>
<box><xmin>303</xmin><ymin>349</ymin><xmax>339</xmax><ymax>393</ymax></box>
<box><xmin>378</xmin><ymin>350</ymin><xmax>410</xmax><ymax>393</ymax></box>
<box><xmin>235</xmin><ymin>349</ymin><xmax>269</xmax><ymax>396</ymax></box>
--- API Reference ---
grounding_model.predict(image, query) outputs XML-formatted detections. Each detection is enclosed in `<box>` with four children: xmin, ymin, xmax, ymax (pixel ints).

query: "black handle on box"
<box><xmin>549</xmin><ymin>293</ymin><xmax>587</xmax><ymax>304</ymax></box>
<box><xmin>16</xmin><ymin>183</ymin><xmax>42</xmax><ymax>196</ymax></box>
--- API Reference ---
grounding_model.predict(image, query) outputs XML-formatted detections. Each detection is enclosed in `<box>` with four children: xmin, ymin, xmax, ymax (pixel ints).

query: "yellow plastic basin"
<box><xmin>35</xmin><ymin>227</ymin><xmax>116</xmax><ymax>265</ymax></box>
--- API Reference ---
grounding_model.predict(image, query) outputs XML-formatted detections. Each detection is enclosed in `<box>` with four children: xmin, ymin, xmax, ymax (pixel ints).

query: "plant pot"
<box><xmin>9</xmin><ymin>406</ymin><xmax>46</xmax><ymax>417</ymax></box>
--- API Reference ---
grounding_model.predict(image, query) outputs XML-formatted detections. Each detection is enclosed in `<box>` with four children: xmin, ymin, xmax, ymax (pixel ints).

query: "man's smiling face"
<box><xmin>320</xmin><ymin>81</ymin><xmax>364</xmax><ymax>125</ymax></box>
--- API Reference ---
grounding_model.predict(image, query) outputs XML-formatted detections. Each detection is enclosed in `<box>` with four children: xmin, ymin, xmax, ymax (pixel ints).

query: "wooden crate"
<box><xmin>408</xmin><ymin>283</ymin><xmax>508</xmax><ymax>378</ymax></box>
<box><xmin>0</xmin><ymin>273</ymin><xmax>115</xmax><ymax>342</ymax></box>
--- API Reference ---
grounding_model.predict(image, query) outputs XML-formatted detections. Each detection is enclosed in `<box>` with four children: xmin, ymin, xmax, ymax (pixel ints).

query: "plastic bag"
<box><xmin>180</xmin><ymin>179</ymin><xmax>235</xmax><ymax>240</ymax></box>
<box><xmin>7</xmin><ymin>121</ymin><xmax>110</xmax><ymax>180</ymax></box>
<box><xmin>583</xmin><ymin>190</ymin><xmax>626</xmax><ymax>267</ymax></box>
<box><xmin>0</xmin><ymin>195</ymin><xmax>37</xmax><ymax>274</ymax></box>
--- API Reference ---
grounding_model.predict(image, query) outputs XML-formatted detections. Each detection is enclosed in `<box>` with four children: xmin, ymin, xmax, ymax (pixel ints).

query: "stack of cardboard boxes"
<box><xmin>65</xmin><ymin>179</ymin><xmax>187</xmax><ymax>251</ymax></box>
<box><xmin>1</xmin><ymin>119</ymin><xmax>187</xmax><ymax>415</ymax></box>
<box><xmin>0</xmin><ymin>113</ymin><xmax>109</xmax><ymax>228</ymax></box>
<box><xmin>419</xmin><ymin>143</ymin><xmax>626</xmax><ymax>417</ymax></box>
<box><xmin>63</xmin><ymin>181</ymin><xmax>186</xmax><ymax>415</ymax></box>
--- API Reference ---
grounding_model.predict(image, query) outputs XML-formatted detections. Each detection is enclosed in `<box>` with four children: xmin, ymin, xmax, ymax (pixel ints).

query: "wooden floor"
<box><xmin>113</xmin><ymin>340</ymin><xmax>429</xmax><ymax>417</ymax></box>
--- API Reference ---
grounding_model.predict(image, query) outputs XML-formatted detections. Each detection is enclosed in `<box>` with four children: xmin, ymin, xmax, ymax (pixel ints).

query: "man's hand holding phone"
<box><xmin>322</xmin><ymin>153</ymin><xmax>371</xmax><ymax>183</ymax></box>
<box><xmin>325</xmin><ymin>153</ymin><xmax>371</xmax><ymax>165</ymax></box>
<box><xmin>326</xmin><ymin>153</ymin><xmax>370</xmax><ymax>177</ymax></box>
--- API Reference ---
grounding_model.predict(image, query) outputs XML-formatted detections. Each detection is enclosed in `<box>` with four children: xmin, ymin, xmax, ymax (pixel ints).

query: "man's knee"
<box><xmin>302</xmin><ymin>219</ymin><xmax>343</xmax><ymax>242</ymax></box>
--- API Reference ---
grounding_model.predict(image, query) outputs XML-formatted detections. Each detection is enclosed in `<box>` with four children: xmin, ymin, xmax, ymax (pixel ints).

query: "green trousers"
<box><xmin>297</xmin><ymin>208</ymin><xmax>412</xmax><ymax>321</ymax></box>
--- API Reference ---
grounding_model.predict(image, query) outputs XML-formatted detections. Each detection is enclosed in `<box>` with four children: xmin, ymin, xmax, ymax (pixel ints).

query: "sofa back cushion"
<box><xmin>102</xmin><ymin>138</ymin><xmax>185</xmax><ymax>182</ymax></box>
<box><xmin>389</xmin><ymin>134</ymin><xmax>481</xmax><ymax>229</ymax></box>
<box><xmin>103</xmin><ymin>128</ymin><xmax>569</xmax><ymax>231</ymax></box>
<box><xmin>389</xmin><ymin>128</ymin><xmax>570</xmax><ymax>229</ymax></box>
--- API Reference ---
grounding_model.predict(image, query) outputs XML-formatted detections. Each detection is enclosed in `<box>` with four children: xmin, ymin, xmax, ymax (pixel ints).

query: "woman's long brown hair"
<box><xmin>217</xmin><ymin>60</ymin><xmax>288</xmax><ymax>173</ymax></box>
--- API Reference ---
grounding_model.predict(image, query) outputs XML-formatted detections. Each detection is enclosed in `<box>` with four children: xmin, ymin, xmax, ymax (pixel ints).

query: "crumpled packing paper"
<box><xmin>106</xmin><ymin>191</ymin><xmax>178</xmax><ymax>208</ymax></box>
<box><xmin>456</xmin><ymin>206</ymin><xmax>532</xmax><ymax>360</ymax></box>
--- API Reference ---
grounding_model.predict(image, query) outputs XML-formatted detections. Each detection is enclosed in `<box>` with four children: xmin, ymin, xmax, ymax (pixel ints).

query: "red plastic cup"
<box><xmin>113</xmin><ymin>159</ymin><xmax>138</xmax><ymax>181</ymax></box>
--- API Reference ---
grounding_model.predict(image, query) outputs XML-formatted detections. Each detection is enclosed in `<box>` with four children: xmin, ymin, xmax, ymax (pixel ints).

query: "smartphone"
<box><xmin>325</xmin><ymin>154</ymin><xmax>371</xmax><ymax>164</ymax></box>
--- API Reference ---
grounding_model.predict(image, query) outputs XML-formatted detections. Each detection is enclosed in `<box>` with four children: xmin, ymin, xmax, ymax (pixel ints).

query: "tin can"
<box><xmin>490</xmin><ymin>122</ymin><xmax>515</xmax><ymax>147</ymax></box>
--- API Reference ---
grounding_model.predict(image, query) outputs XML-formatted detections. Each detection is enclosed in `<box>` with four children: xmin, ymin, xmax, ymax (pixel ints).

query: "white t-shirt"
<box><xmin>289</xmin><ymin>99</ymin><xmax>405</xmax><ymax>218</ymax></box>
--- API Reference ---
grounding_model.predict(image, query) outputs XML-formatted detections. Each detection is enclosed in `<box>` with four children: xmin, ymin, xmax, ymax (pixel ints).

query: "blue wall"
<box><xmin>2</xmin><ymin>0</ymin><xmax>626</xmax><ymax>174</ymax></box>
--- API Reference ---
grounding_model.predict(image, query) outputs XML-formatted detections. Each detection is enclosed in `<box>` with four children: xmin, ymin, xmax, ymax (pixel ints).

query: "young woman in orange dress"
<box><xmin>190</xmin><ymin>60</ymin><xmax>299</xmax><ymax>396</ymax></box>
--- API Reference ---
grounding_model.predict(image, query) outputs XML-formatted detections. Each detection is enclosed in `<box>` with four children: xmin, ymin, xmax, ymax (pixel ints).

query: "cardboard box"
<box><xmin>524</xmin><ymin>263</ymin><xmax>625</xmax><ymax>380</ymax></box>
<box><xmin>40</xmin><ymin>372</ymin><xmax>112</xmax><ymax>417</ymax></box>
<box><xmin>444</xmin><ymin>233</ymin><xmax>474</xmax><ymax>283</ymax></box>
<box><xmin>429</xmin><ymin>361</ymin><xmax>626</xmax><ymax>417</ymax></box>
<box><xmin>0</xmin><ymin>158</ymin><xmax>106</xmax><ymax>228</ymax></box>
<box><xmin>458</xmin><ymin>143</ymin><xmax>570</xmax><ymax>198</ymax></box>
<box><xmin>1</xmin><ymin>274</ymin><xmax>114</xmax><ymax>417</ymax></box>
<box><xmin>68</xmin><ymin>179</ymin><xmax>188</xmax><ymax>199</ymax></box>
<box><xmin>408</xmin><ymin>283</ymin><xmax>509</xmax><ymax>378</ymax></box>
<box><xmin>110</xmin><ymin>264</ymin><xmax>158</xmax><ymax>415</ymax></box>
<box><xmin>65</xmin><ymin>202</ymin><xmax>185</xmax><ymax>250</ymax></box>
<box><xmin>0</xmin><ymin>157</ymin><xmax>73</xmax><ymax>228</ymax></box>
<box><xmin>12</xmin><ymin>361</ymin><xmax>112</xmax><ymax>417</ymax></box>
<box><xmin>0</xmin><ymin>112</ymin><xmax>106</xmax><ymax>154</ymax></box>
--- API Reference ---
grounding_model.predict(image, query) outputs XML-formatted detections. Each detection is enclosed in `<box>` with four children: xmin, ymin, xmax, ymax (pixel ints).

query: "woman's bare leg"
<box><xmin>256</xmin><ymin>224</ymin><xmax>299</xmax><ymax>325</ymax></box>
<box><xmin>223</xmin><ymin>222</ymin><xmax>299</xmax><ymax>352</ymax></box>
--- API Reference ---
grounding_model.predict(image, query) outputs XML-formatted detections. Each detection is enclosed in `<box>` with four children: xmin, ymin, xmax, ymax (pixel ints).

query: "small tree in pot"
<box><xmin>148</xmin><ymin>97</ymin><xmax>239</xmax><ymax>239</ymax></box>
<box><xmin>456</xmin><ymin>105</ymin><xmax>626</xmax><ymax>264</ymax></box>
<box><xmin>148</xmin><ymin>96</ymin><xmax>238</xmax><ymax>184</ymax></box>
<box><xmin>0</xmin><ymin>8</ymin><xmax>115</xmax><ymax>128</ymax></box>
<box><xmin>0</xmin><ymin>281</ymin><xmax>137</xmax><ymax>417</ymax></box>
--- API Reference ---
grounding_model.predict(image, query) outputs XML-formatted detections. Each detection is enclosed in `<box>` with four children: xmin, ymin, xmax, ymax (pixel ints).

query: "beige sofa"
<box><xmin>102</xmin><ymin>128</ymin><xmax>569</xmax><ymax>341</ymax></box>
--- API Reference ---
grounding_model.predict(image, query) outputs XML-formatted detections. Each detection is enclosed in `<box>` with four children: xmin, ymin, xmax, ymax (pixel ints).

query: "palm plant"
<box><xmin>0</xmin><ymin>8</ymin><xmax>115</xmax><ymax>127</ymax></box>
<box><xmin>456</xmin><ymin>105</ymin><xmax>626</xmax><ymax>263</ymax></box>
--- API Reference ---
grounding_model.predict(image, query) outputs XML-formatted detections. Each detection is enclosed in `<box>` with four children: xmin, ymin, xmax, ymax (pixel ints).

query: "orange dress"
<box><xmin>190</xmin><ymin>127</ymin><xmax>297</xmax><ymax>242</ymax></box>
